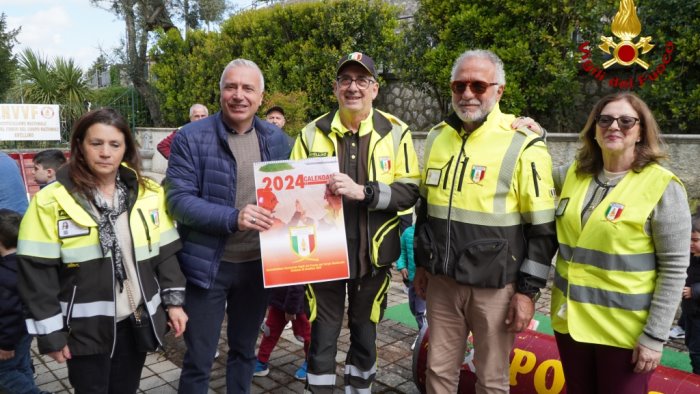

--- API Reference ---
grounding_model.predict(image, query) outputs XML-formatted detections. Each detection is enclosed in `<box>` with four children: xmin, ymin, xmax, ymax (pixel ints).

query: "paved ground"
<box><xmin>30</xmin><ymin>270</ymin><xmax>687</xmax><ymax>393</ymax></box>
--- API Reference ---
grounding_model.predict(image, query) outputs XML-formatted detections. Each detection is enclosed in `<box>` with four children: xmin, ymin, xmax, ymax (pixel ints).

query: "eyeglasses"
<box><xmin>450</xmin><ymin>80</ymin><xmax>499</xmax><ymax>95</ymax></box>
<box><xmin>336</xmin><ymin>76</ymin><xmax>375</xmax><ymax>90</ymax></box>
<box><xmin>595</xmin><ymin>115</ymin><xmax>640</xmax><ymax>130</ymax></box>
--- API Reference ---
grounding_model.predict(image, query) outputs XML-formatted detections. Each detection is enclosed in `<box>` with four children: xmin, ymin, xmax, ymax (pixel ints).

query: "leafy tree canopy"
<box><xmin>0</xmin><ymin>13</ymin><xmax>20</xmax><ymax>101</ymax></box>
<box><xmin>401</xmin><ymin>0</ymin><xmax>699</xmax><ymax>133</ymax></box>
<box><xmin>150</xmin><ymin>0</ymin><xmax>699</xmax><ymax>134</ymax></box>
<box><xmin>151</xmin><ymin>0</ymin><xmax>401</xmax><ymax>128</ymax></box>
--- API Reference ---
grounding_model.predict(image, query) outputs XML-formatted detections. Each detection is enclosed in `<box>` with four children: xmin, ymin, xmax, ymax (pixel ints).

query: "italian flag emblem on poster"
<box><xmin>290</xmin><ymin>225</ymin><xmax>316</xmax><ymax>258</ymax></box>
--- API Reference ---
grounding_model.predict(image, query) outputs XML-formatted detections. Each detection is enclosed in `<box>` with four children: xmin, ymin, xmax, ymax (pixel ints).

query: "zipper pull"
<box><xmin>531</xmin><ymin>162</ymin><xmax>541</xmax><ymax>197</ymax></box>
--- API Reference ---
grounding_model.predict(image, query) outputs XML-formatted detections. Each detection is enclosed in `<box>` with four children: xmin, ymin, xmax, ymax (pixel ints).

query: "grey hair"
<box><xmin>189</xmin><ymin>103</ymin><xmax>208</xmax><ymax>117</ymax></box>
<box><xmin>219</xmin><ymin>59</ymin><xmax>265</xmax><ymax>92</ymax></box>
<box><xmin>450</xmin><ymin>49</ymin><xmax>506</xmax><ymax>86</ymax></box>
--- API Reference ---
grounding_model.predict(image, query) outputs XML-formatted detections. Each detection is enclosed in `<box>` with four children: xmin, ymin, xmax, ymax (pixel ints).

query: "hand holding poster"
<box><xmin>254</xmin><ymin>157</ymin><xmax>349</xmax><ymax>287</ymax></box>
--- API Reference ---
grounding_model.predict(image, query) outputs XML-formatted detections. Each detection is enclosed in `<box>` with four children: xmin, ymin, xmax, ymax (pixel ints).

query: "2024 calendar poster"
<box><xmin>254</xmin><ymin>157</ymin><xmax>350</xmax><ymax>288</ymax></box>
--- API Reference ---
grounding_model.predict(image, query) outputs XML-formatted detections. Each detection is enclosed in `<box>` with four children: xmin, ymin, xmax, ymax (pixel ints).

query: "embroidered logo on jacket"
<box><xmin>605</xmin><ymin>203</ymin><xmax>624</xmax><ymax>222</ymax></box>
<box><xmin>470</xmin><ymin>165</ymin><xmax>486</xmax><ymax>184</ymax></box>
<box><xmin>379</xmin><ymin>157</ymin><xmax>392</xmax><ymax>173</ymax></box>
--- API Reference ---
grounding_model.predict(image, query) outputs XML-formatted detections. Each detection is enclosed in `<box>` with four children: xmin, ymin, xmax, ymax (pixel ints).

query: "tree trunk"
<box><xmin>123</xmin><ymin>0</ymin><xmax>164</xmax><ymax>126</ymax></box>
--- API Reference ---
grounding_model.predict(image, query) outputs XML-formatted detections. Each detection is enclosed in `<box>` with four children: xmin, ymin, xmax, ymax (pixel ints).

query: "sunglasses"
<box><xmin>450</xmin><ymin>80</ymin><xmax>499</xmax><ymax>95</ymax></box>
<box><xmin>595</xmin><ymin>115</ymin><xmax>640</xmax><ymax>130</ymax></box>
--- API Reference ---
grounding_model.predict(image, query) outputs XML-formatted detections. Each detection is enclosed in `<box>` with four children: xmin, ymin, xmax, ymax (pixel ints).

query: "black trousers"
<box><xmin>67</xmin><ymin>319</ymin><xmax>147</xmax><ymax>394</ymax></box>
<box><xmin>305</xmin><ymin>267</ymin><xmax>391</xmax><ymax>393</ymax></box>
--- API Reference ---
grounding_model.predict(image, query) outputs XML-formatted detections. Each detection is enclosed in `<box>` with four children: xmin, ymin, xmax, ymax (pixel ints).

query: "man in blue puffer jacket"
<box><xmin>166</xmin><ymin>59</ymin><xmax>291</xmax><ymax>394</ymax></box>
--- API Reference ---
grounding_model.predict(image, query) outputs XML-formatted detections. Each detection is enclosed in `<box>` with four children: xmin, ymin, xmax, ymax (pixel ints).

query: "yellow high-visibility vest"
<box><xmin>551</xmin><ymin>162</ymin><xmax>679</xmax><ymax>348</ymax></box>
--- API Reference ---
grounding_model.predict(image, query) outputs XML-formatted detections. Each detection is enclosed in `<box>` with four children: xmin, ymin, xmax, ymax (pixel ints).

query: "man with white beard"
<box><xmin>413</xmin><ymin>49</ymin><xmax>558</xmax><ymax>394</ymax></box>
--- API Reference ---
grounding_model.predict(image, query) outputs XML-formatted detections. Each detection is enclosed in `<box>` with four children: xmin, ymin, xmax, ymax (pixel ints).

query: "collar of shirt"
<box><xmin>223</xmin><ymin>119</ymin><xmax>255</xmax><ymax>135</ymax></box>
<box><xmin>330</xmin><ymin>108</ymin><xmax>376</xmax><ymax>138</ymax></box>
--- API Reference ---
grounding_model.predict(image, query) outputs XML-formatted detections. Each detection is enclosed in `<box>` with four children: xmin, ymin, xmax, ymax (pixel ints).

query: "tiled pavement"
<box><xmin>30</xmin><ymin>270</ymin><xmax>688</xmax><ymax>393</ymax></box>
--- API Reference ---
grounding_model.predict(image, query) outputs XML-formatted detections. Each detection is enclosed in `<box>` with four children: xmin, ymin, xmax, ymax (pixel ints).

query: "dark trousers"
<box><xmin>66</xmin><ymin>319</ymin><xmax>147</xmax><ymax>394</ymax></box>
<box><xmin>683</xmin><ymin>311</ymin><xmax>700</xmax><ymax>374</ymax></box>
<box><xmin>305</xmin><ymin>268</ymin><xmax>391</xmax><ymax>393</ymax></box>
<box><xmin>554</xmin><ymin>332</ymin><xmax>652</xmax><ymax>394</ymax></box>
<box><xmin>178</xmin><ymin>261</ymin><xmax>268</xmax><ymax>394</ymax></box>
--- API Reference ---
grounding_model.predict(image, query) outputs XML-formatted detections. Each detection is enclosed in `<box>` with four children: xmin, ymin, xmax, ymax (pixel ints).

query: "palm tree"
<box><xmin>54</xmin><ymin>57</ymin><xmax>90</xmax><ymax>124</ymax></box>
<box><xmin>11</xmin><ymin>49</ymin><xmax>90</xmax><ymax>139</ymax></box>
<box><xmin>14</xmin><ymin>49</ymin><xmax>55</xmax><ymax>103</ymax></box>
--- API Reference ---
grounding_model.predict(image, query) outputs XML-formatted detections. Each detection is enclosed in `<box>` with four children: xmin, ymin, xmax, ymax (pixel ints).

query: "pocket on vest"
<box><xmin>455</xmin><ymin>239</ymin><xmax>508</xmax><ymax>288</ymax></box>
<box><xmin>414</xmin><ymin>224</ymin><xmax>439</xmax><ymax>271</ymax></box>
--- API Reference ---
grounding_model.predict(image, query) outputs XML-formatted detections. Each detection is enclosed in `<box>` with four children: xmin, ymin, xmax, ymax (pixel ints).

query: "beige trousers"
<box><xmin>425</xmin><ymin>273</ymin><xmax>515</xmax><ymax>394</ymax></box>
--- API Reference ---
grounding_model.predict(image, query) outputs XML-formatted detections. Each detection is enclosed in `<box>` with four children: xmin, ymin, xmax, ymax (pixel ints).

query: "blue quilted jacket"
<box><xmin>165</xmin><ymin>112</ymin><xmax>291</xmax><ymax>289</ymax></box>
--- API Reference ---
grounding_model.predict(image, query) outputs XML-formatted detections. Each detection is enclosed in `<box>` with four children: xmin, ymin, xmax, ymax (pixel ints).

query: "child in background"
<box><xmin>396</xmin><ymin>221</ymin><xmax>427</xmax><ymax>350</ymax></box>
<box><xmin>682</xmin><ymin>214</ymin><xmax>700</xmax><ymax>374</ymax></box>
<box><xmin>0</xmin><ymin>209</ymin><xmax>47</xmax><ymax>394</ymax></box>
<box><xmin>254</xmin><ymin>285</ymin><xmax>310</xmax><ymax>380</ymax></box>
<box><xmin>32</xmin><ymin>149</ymin><xmax>67</xmax><ymax>188</ymax></box>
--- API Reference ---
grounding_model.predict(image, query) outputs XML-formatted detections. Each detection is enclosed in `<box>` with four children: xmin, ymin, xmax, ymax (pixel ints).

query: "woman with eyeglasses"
<box><xmin>550</xmin><ymin>92</ymin><xmax>690</xmax><ymax>393</ymax></box>
<box><xmin>16</xmin><ymin>108</ymin><xmax>188</xmax><ymax>393</ymax></box>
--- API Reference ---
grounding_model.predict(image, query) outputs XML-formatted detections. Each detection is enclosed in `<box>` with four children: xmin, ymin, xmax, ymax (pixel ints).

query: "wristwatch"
<box><xmin>363</xmin><ymin>183</ymin><xmax>374</xmax><ymax>204</ymax></box>
<box><xmin>525</xmin><ymin>292</ymin><xmax>541</xmax><ymax>303</ymax></box>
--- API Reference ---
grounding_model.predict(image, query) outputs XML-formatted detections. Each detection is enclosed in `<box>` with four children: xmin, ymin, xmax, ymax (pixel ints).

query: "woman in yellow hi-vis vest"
<box><xmin>551</xmin><ymin>92</ymin><xmax>691</xmax><ymax>394</ymax></box>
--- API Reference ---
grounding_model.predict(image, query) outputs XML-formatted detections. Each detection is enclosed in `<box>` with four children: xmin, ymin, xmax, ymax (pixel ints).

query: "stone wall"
<box><xmin>374</xmin><ymin>79</ymin><xmax>443</xmax><ymax>131</ymax></box>
<box><xmin>136</xmin><ymin>128</ymin><xmax>700</xmax><ymax>200</ymax></box>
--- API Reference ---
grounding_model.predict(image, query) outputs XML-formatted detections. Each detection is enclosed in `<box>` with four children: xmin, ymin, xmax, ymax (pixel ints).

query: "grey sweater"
<box><xmin>554</xmin><ymin>163</ymin><xmax>691</xmax><ymax>352</ymax></box>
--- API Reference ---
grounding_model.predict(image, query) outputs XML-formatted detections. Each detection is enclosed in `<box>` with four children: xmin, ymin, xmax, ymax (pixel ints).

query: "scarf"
<box><xmin>93</xmin><ymin>178</ymin><xmax>129</xmax><ymax>292</ymax></box>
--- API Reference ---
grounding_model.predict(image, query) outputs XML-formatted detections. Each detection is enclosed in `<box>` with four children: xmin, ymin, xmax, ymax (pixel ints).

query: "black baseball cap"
<box><xmin>265</xmin><ymin>106</ymin><xmax>285</xmax><ymax>117</ymax></box>
<box><xmin>336</xmin><ymin>52</ymin><xmax>377</xmax><ymax>79</ymax></box>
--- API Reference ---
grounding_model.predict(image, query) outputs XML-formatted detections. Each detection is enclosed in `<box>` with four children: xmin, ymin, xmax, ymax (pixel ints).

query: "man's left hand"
<box><xmin>505</xmin><ymin>293</ymin><xmax>535</xmax><ymax>332</ymax></box>
<box><xmin>328</xmin><ymin>173</ymin><xmax>364</xmax><ymax>201</ymax></box>
<box><xmin>511</xmin><ymin>117</ymin><xmax>543</xmax><ymax>136</ymax></box>
<box><xmin>167</xmin><ymin>306</ymin><xmax>188</xmax><ymax>337</ymax></box>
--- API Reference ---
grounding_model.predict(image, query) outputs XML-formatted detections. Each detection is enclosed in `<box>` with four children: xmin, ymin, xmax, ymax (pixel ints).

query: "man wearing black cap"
<box><xmin>265</xmin><ymin>106</ymin><xmax>286</xmax><ymax>129</ymax></box>
<box><xmin>290</xmin><ymin>52</ymin><xmax>420</xmax><ymax>393</ymax></box>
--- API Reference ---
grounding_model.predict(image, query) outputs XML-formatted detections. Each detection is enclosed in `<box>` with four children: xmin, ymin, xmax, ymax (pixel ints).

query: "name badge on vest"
<box><xmin>58</xmin><ymin>219</ymin><xmax>90</xmax><ymax>239</ymax></box>
<box><xmin>555</xmin><ymin>198</ymin><xmax>569</xmax><ymax>217</ymax></box>
<box><xmin>309</xmin><ymin>152</ymin><xmax>328</xmax><ymax>158</ymax></box>
<box><xmin>425</xmin><ymin>168</ymin><xmax>441</xmax><ymax>186</ymax></box>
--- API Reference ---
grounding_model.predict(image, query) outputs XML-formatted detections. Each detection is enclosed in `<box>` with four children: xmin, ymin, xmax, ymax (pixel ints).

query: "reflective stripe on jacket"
<box><xmin>551</xmin><ymin>162</ymin><xmax>677</xmax><ymax>348</ymax></box>
<box><xmin>17</xmin><ymin>165</ymin><xmax>184</xmax><ymax>356</ymax></box>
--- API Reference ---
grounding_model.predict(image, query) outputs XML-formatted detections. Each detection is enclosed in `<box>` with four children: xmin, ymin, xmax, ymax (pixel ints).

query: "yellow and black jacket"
<box><xmin>415</xmin><ymin>105</ymin><xmax>557</xmax><ymax>292</ymax></box>
<box><xmin>291</xmin><ymin>109</ymin><xmax>420</xmax><ymax>269</ymax></box>
<box><xmin>17</xmin><ymin>165</ymin><xmax>185</xmax><ymax>356</ymax></box>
